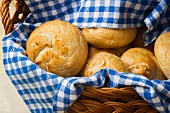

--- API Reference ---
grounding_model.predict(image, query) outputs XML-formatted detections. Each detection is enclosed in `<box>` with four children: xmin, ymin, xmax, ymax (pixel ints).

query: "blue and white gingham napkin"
<box><xmin>2</xmin><ymin>0</ymin><xmax>170</xmax><ymax>113</ymax></box>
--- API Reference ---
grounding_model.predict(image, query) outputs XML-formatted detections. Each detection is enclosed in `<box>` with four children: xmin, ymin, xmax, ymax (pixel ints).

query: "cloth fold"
<box><xmin>2</xmin><ymin>0</ymin><xmax>170</xmax><ymax>112</ymax></box>
<box><xmin>24</xmin><ymin>0</ymin><xmax>170</xmax><ymax>45</ymax></box>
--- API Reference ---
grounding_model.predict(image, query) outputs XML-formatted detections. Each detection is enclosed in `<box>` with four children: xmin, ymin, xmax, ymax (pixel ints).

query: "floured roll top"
<box><xmin>26</xmin><ymin>20</ymin><xmax>88</xmax><ymax>77</ymax></box>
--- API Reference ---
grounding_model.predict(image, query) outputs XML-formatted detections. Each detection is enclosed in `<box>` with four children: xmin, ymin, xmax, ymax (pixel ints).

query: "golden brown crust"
<box><xmin>26</xmin><ymin>20</ymin><xmax>88</xmax><ymax>77</ymax></box>
<box><xmin>110</xmin><ymin>45</ymin><xmax>131</xmax><ymax>57</ymax></box>
<box><xmin>88</xmin><ymin>46</ymin><xmax>115</xmax><ymax>58</ymax></box>
<box><xmin>121</xmin><ymin>48</ymin><xmax>165</xmax><ymax>80</ymax></box>
<box><xmin>154</xmin><ymin>32</ymin><xmax>170</xmax><ymax>79</ymax></box>
<box><xmin>82</xmin><ymin>52</ymin><xmax>128</xmax><ymax>77</ymax></box>
<box><xmin>82</xmin><ymin>28</ymin><xmax>137</xmax><ymax>48</ymax></box>
<box><xmin>88</xmin><ymin>45</ymin><xmax>131</xmax><ymax>58</ymax></box>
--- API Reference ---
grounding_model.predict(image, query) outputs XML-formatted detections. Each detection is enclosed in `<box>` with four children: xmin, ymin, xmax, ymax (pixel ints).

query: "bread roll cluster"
<box><xmin>26</xmin><ymin>20</ymin><xmax>168</xmax><ymax>80</ymax></box>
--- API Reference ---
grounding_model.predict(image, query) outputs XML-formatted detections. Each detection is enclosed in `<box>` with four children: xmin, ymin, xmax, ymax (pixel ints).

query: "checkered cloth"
<box><xmin>2</xmin><ymin>0</ymin><xmax>170</xmax><ymax>113</ymax></box>
<box><xmin>24</xmin><ymin>0</ymin><xmax>170</xmax><ymax>45</ymax></box>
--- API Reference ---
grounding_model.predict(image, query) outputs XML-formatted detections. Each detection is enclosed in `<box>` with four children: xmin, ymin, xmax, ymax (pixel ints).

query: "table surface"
<box><xmin>0</xmin><ymin>0</ymin><xmax>30</xmax><ymax>112</ymax></box>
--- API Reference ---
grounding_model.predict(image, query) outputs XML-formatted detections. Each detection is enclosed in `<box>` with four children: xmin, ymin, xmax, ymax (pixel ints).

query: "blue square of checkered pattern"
<box><xmin>24</xmin><ymin>0</ymin><xmax>170</xmax><ymax>45</ymax></box>
<box><xmin>2</xmin><ymin>0</ymin><xmax>170</xmax><ymax>113</ymax></box>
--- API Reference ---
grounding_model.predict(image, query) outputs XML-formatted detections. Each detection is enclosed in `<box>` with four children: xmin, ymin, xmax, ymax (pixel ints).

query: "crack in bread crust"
<box><xmin>26</xmin><ymin>20</ymin><xmax>88</xmax><ymax>77</ymax></box>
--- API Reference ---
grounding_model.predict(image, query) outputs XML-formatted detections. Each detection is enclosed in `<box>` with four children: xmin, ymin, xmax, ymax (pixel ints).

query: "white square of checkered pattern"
<box><xmin>2</xmin><ymin>0</ymin><xmax>170</xmax><ymax>113</ymax></box>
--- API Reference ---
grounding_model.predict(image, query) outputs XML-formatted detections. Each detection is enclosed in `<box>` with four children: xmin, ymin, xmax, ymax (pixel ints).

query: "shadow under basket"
<box><xmin>0</xmin><ymin>0</ymin><xmax>159</xmax><ymax>112</ymax></box>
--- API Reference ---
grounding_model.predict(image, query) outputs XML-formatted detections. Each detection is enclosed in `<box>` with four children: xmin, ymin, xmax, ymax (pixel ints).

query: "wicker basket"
<box><xmin>0</xmin><ymin>0</ymin><xmax>159</xmax><ymax>113</ymax></box>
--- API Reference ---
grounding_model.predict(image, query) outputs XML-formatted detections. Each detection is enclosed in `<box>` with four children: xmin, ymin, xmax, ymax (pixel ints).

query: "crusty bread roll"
<box><xmin>26</xmin><ymin>20</ymin><xmax>88</xmax><ymax>77</ymax></box>
<box><xmin>121</xmin><ymin>48</ymin><xmax>165</xmax><ymax>80</ymax></box>
<box><xmin>131</xmin><ymin>27</ymin><xmax>154</xmax><ymax>52</ymax></box>
<box><xmin>154</xmin><ymin>32</ymin><xmax>170</xmax><ymax>79</ymax></box>
<box><xmin>82</xmin><ymin>52</ymin><xmax>128</xmax><ymax>77</ymax></box>
<box><xmin>82</xmin><ymin>28</ymin><xmax>137</xmax><ymax>48</ymax></box>
<box><xmin>88</xmin><ymin>45</ymin><xmax>131</xmax><ymax>58</ymax></box>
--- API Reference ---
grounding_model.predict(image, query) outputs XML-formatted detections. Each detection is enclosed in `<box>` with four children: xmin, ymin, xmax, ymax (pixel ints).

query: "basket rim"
<box><xmin>0</xmin><ymin>0</ymin><xmax>30</xmax><ymax>35</ymax></box>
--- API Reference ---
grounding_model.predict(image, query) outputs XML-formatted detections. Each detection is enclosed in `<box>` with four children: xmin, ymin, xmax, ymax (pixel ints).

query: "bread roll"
<box><xmin>82</xmin><ymin>52</ymin><xmax>128</xmax><ymax>77</ymax></box>
<box><xmin>121</xmin><ymin>48</ymin><xmax>165</xmax><ymax>80</ymax></box>
<box><xmin>88</xmin><ymin>45</ymin><xmax>131</xmax><ymax>58</ymax></box>
<box><xmin>82</xmin><ymin>28</ymin><xmax>137</xmax><ymax>48</ymax></box>
<box><xmin>131</xmin><ymin>28</ymin><xmax>146</xmax><ymax>47</ymax></box>
<box><xmin>154</xmin><ymin>32</ymin><xmax>170</xmax><ymax>79</ymax></box>
<box><xmin>131</xmin><ymin>27</ymin><xmax>154</xmax><ymax>52</ymax></box>
<box><xmin>26</xmin><ymin>20</ymin><xmax>88</xmax><ymax>77</ymax></box>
